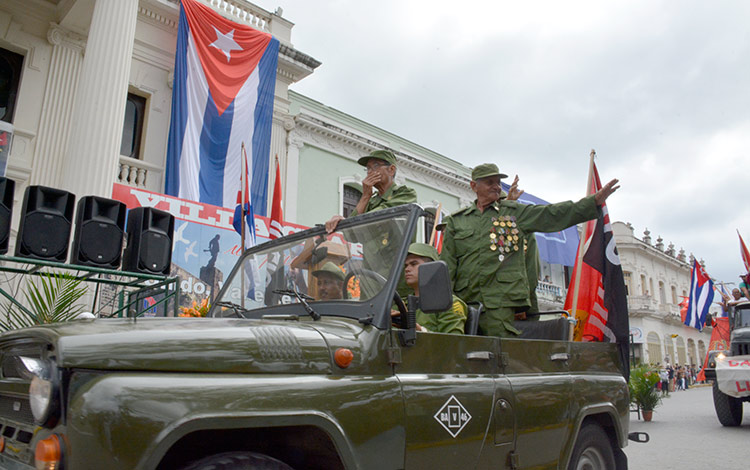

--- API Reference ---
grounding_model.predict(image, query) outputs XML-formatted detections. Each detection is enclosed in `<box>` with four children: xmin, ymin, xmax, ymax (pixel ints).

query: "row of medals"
<box><xmin>490</xmin><ymin>216</ymin><xmax>519</xmax><ymax>262</ymax></box>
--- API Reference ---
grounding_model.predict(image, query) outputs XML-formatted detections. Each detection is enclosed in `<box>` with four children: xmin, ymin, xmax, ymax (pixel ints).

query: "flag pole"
<box><xmin>429</xmin><ymin>203</ymin><xmax>442</xmax><ymax>245</ymax></box>
<box><xmin>240</xmin><ymin>142</ymin><xmax>247</xmax><ymax>308</ymax></box>
<box><xmin>569</xmin><ymin>149</ymin><xmax>596</xmax><ymax>339</ymax></box>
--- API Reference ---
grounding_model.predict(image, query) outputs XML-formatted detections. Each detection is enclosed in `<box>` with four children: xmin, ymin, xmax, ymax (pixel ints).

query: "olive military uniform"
<box><xmin>441</xmin><ymin>196</ymin><xmax>598</xmax><ymax>337</ymax></box>
<box><xmin>417</xmin><ymin>295</ymin><xmax>467</xmax><ymax>334</ymax></box>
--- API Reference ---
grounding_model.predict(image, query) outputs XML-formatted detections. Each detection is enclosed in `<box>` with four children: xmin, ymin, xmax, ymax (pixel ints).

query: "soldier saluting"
<box><xmin>440</xmin><ymin>163</ymin><xmax>619</xmax><ymax>337</ymax></box>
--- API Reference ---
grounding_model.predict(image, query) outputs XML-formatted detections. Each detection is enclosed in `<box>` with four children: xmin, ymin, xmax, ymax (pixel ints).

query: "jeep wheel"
<box><xmin>712</xmin><ymin>381</ymin><xmax>743</xmax><ymax>426</ymax></box>
<box><xmin>567</xmin><ymin>423</ymin><xmax>615</xmax><ymax>470</ymax></box>
<box><xmin>182</xmin><ymin>452</ymin><xmax>294</xmax><ymax>470</ymax></box>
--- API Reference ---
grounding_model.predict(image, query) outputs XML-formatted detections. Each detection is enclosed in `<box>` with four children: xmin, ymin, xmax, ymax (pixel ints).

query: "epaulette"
<box><xmin>450</xmin><ymin>205</ymin><xmax>473</xmax><ymax>217</ymax></box>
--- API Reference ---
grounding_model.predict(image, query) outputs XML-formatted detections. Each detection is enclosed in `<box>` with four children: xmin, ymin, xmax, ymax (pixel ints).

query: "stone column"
<box><xmin>285</xmin><ymin>128</ymin><xmax>303</xmax><ymax>223</ymax></box>
<box><xmin>61</xmin><ymin>0</ymin><xmax>138</xmax><ymax>198</ymax></box>
<box><xmin>30</xmin><ymin>24</ymin><xmax>86</xmax><ymax>188</ymax></box>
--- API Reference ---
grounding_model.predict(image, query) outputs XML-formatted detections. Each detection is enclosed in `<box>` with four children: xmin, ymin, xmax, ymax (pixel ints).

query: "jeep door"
<box><xmin>395</xmin><ymin>332</ymin><xmax>512</xmax><ymax>469</ymax></box>
<box><xmin>501</xmin><ymin>338</ymin><xmax>572</xmax><ymax>469</ymax></box>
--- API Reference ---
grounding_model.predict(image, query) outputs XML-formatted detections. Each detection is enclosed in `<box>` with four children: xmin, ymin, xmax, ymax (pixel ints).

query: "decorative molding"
<box><xmin>138</xmin><ymin>5</ymin><xmax>178</xmax><ymax>31</ymax></box>
<box><xmin>3</xmin><ymin>18</ymin><xmax>44</xmax><ymax>71</ymax></box>
<box><xmin>293</xmin><ymin>113</ymin><xmax>473</xmax><ymax>199</ymax></box>
<box><xmin>47</xmin><ymin>23</ymin><xmax>86</xmax><ymax>51</ymax></box>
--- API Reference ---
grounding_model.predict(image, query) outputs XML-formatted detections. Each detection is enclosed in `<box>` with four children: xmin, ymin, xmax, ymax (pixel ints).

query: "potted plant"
<box><xmin>629</xmin><ymin>364</ymin><xmax>662</xmax><ymax>421</ymax></box>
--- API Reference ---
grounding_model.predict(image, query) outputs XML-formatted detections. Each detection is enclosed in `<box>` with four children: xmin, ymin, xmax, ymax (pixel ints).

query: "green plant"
<box><xmin>0</xmin><ymin>272</ymin><xmax>88</xmax><ymax>331</ymax></box>
<box><xmin>628</xmin><ymin>364</ymin><xmax>662</xmax><ymax>411</ymax></box>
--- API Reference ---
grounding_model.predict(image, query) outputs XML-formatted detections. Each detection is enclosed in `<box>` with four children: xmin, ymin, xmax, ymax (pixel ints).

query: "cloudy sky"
<box><xmin>255</xmin><ymin>0</ymin><xmax>750</xmax><ymax>285</ymax></box>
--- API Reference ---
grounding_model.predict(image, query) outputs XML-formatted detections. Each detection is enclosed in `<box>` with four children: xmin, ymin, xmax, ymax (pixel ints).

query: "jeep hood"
<box><xmin>0</xmin><ymin>318</ymin><xmax>347</xmax><ymax>374</ymax></box>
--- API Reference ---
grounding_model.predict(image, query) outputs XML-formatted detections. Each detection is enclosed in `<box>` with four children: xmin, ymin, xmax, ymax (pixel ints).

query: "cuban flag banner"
<box><xmin>165</xmin><ymin>0</ymin><xmax>279</xmax><ymax>215</ymax></box>
<box><xmin>685</xmin><ymin>260</ymin><xmax>715</xmax><ymax>330</ymax></box>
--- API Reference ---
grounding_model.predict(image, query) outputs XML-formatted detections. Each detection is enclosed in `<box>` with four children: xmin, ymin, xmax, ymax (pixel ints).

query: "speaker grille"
<box><xmin>139</xmin><ymin>231</ymin><xmax>170</xmax><ymax>273</ymax></box>
<box><xmin>78</xmin><ymin>221</ymin><xmax>123</xmax><ymax>264</ymax></box>
<box><xmin>22</xmin><ymin>212</ymin><xmax>70</xmax><ymax>258</ymax></box>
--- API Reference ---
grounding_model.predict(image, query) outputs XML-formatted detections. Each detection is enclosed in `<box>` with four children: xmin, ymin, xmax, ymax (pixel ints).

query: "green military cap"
<box><xmin>312</xmin><ymin>262</ymin><xmax>345</xmax><ymax>281</ymax></box>
<box><xmin>407</xmin><ymin>242</ymin><xmax>439</xmax><ymax>262</ymax></box>
<box><xmin>357</xmin><ymin>149</ymin><xmax>397</xmax><ymax>167</ymax></box>
<box><xmin>471</xmin><ymin>163</ymin><xmax>508</xmax><ymax>181</ymax></box>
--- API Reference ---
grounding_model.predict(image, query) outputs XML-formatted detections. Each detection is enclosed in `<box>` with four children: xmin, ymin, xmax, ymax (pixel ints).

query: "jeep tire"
<box><xmin>182</xmin><ymin>452</ymin><xmax>294</xmax><ymax>470</ymax></box>
<box><xmin>712</xmin><ymin>381</ymin><xmax>743</xmax><ymax>427</ymax></box>
<box><xmin>567</xmin><ymin>422</ymin><xmax>615</xmax><ymax>470</ymax></box>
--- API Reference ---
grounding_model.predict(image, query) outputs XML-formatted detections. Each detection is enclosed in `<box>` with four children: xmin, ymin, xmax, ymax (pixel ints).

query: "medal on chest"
<box><xmin>490</xmin><ymin>216</ymin><xmax>519</xmax><ymax>262</ymax></box>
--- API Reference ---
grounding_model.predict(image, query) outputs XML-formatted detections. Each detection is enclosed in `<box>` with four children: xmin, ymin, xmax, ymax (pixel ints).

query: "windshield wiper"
<box><xmin>213</xmin><ymin>301</ymin><xmax>251</xmax><ymax>318</ymax></box>
<box><xmin>273</xmin><ymin>286</ymin><xmax>320</xmax><ymax>321</ymax></box>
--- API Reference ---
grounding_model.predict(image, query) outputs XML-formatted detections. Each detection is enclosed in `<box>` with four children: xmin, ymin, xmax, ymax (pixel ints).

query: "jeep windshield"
<box><xmin>209</xmin><ymin>204</ymin><xmax>420</xmax><ymax>325</ymax></box>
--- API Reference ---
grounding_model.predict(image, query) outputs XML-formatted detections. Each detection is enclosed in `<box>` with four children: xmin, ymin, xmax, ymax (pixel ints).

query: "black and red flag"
<box><xmin>565</xmin><ymin>157</ymin><xmax>630</xmax><ymax>380</ymax></box>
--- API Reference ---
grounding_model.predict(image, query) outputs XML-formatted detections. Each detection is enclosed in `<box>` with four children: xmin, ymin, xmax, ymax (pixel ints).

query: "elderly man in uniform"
<box><xmin>311</xmin><ymin>262</ymin><xmax>345</xmax><ymax>300</ymax></box>
<box><xmin>403</xmin><ymin>243</ymin><xmax>467</xmax><ymax>334</ymax></box>
<box><xmin>325</xmin><ymin>149</ymin><xmax>417</xmax><ymax>233</ymax></box>
<box><xmin>440</xmin><ymin>163</ymin><xmax>619</xmax><ymax>337</ymax></box>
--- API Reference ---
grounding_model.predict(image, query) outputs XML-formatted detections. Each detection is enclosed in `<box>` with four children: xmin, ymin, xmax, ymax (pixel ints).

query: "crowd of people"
<box><xmin>655</xmin><ymin>363</ymin><xmax>701</xmax><ymax>396</ymax></box>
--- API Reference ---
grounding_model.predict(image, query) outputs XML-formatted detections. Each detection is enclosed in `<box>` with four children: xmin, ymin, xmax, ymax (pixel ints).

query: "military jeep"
<box><xmin>0</xmin><ymin>204</ymin><xmax>631</xmax><ymax>469</ymax></box>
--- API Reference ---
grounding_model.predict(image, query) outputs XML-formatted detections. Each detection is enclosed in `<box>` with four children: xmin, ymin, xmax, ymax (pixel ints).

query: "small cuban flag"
<box><xmin>685</xmin><ymin>260</ymin><xmax>715</xmax><ymax>330</ymax></box>
<box><xmin>165</xmin><ymin>0</ymin><xmax>279</xmax><ymax>215</ymax></box>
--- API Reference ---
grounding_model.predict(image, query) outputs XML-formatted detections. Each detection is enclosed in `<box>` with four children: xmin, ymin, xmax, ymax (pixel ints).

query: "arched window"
<box><xmin>623</xmin><ymin>271</ymin><xmax>632</xmax><ymax>295</ymax></box>
<box><xmin>640</xmin><ymin>274</ymin><xmax>647</xmax><ymax>295</ymax></box>
<box><xmin>646</xmin><ymin>332</ymin><xmax>661</xmax><ymax>365</ymax></box>
<box><xmin>342</xmin><ymin>183</ymin><xmax>362</xmax><ymax>218</ymax></box>
<box><xmin>675</xmin><ymin>337</ymin><xmax>686</xmax><ymax>365</ymax></box>
<box><xmin>671</xmin><ymin>285</ymin><xmax>678</xmax><ymax>304</ymax></box>
<box><xmin>664</xmin><ymin>334</ymin><xmax>674</xmax><ymax>364</ymax></box>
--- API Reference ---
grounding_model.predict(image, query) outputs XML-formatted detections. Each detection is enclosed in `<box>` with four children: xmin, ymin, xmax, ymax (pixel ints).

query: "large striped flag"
<box><xmin>165</xmin><ymin>0</ymin><xmax>279</xmax><ymax>214</ymax></box>
<box><xmin>684</xmin><ymin>260</ymin><xmax>715</xmax><ymax>330</ymax></box>
<box><xmin>738</xmin><ymin>230</ymin><xmax>750</xmax><ymax>273</ymax></box>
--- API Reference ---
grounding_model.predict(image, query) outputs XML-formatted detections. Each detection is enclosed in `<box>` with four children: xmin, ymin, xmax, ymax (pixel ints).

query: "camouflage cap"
<box><xmin>407</xmin><ymin>242</ymin><xmax>439</xmax><ymax>262</ymax></box>
<box><xmin>471</xmin><ymin>163</ymin><xmax>508</xmax><ymax>181</ymax></box>
<box><xmin>312</xmin><ymin>262</ymin><xmax>345</xmax><ymax>281</ymax></box>
<box><xmin>357</xmin><ymin>149</ymin><xmax>398</xmax><ymax>167</ymax></box>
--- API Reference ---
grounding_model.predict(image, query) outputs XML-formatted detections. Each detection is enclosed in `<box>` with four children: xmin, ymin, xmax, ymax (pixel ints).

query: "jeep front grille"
<box><xmin>732</xmin><ymin>342</ymin><xmax>750</xmax><ymax>356</ymax></box>
<box><xmin>0</xmin><ymin>395</ymin><xmax>33</xmax><ymax>425</ymax></box>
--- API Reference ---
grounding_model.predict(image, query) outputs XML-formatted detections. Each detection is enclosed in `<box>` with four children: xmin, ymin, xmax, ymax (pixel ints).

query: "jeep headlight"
<box><xmin>19</xmin><ymin>356</ymin><xmax>60</xmax><ymax>427</ymax></box>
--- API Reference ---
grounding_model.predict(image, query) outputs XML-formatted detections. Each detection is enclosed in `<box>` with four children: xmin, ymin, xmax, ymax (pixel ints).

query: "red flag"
<box><xmin>564</xmin><ymin>158</ymin><xmax>630</xmax><ymax>380</ymax></box>
<box><xmin>696</xmin><ymin>317</ymin><xmax>731</xmax><ymax>382</ymax></box>
<box><xmin>738</xmin><ymin>230</ymin><xmax>750</xmax><ymax>273</ymax></box>
<box><xmin>269</xmin><ymin>156</ymin><xmax>284</xmax><ymax>240</ymax></box>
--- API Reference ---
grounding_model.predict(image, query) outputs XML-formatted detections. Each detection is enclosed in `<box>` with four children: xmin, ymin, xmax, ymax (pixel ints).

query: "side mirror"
<box><xmin>417</xmin><ymin>261</ymin><xmax>453</xmax><ymax>313</ymax></box>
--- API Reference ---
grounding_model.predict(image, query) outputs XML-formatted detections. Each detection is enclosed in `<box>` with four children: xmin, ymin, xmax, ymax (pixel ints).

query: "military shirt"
<box><xmin>349</xmin><ymin>183</ymin><xmax>417</xmax><ymax>217</ymax></box>
<box><xmin>416</xmin><ymin>295</ymin><xmax>467</xmax><ymax>334</ymax></box>
<box><xmin>440</xmin><ymin>195</ymin><xmax>598</xmax><ymax>311</ymax></box>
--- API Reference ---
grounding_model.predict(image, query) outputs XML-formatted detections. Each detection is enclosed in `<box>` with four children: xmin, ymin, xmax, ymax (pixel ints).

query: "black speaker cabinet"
<box><xmin>0</xmin><ymin>177</ymin><xmax>15</xmax><ymax>254</ymax></box>
<box><xmin>15</xmin><ymin>185</ymin><xmax>75</xmax><ymax>262</ymax></box>
<box><xmin>70</xmin><ymin>196</ymin><xmax>127</xmax><ymax>268</ymax></box>
<box><xmin>122</xmin><ymin>207</ymin><xmax>174</xmax><ymax>275</ymax></box>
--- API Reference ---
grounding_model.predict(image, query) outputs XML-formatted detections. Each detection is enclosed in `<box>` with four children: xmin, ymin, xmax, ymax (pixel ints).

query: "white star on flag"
<box><xmin>209</xmin><ymin>27</ymin><xmax>242</xmax><ymax>62</ymax></box>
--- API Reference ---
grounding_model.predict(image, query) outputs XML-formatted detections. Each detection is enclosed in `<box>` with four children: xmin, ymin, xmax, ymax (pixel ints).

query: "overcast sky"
<box><xmin>254</xmin><ymin>0</ymin><xmax>750</xmax><ymax>286</ymax></box>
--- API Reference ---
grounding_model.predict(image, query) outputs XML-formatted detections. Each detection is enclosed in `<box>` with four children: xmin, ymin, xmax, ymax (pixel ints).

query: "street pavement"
<box><xmin>624</xmin><ymin>384</ymin><xmax>750</xmax><ymax>469</ymax></box>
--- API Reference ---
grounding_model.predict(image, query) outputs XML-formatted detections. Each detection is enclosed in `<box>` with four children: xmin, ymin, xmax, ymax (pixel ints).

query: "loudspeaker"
<box><xmin>122</xmin><ymin>207</ymin><xmax>174</xmax><ymax>275</ymax></box>
<box><xmin>0</xmin><ymin>177</ymin><xmax>15</xmax><ymax>254</ymax></box>
<box><xmin>71</xmin><ymin>196</ymin><xmax>127</xmax><ymax>268</ymax></box>
<box><xmin>15</xmin><ymin>186</ymin><xmax>75</xmax><ymax>262</ymax></box>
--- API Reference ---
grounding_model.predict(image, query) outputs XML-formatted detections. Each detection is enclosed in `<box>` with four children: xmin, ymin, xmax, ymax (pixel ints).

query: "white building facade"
<box><xmin>613</xmin><ymin>221</ymin><xmax>715</xmax><ymax>367</ymax></box>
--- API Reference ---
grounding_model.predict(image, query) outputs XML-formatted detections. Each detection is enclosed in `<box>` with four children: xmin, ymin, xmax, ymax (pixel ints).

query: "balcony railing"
<box><xmin>117</xmin><ymin>156</ymin><xmax>163</xmax><ymax>191</ymax></box>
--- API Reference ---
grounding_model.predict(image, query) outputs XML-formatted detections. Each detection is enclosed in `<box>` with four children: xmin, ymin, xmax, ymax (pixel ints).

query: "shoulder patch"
<box><xmin>452</xmin><ymin>300</ymin><xmax>467</xmax><ymax>318</ymax></box>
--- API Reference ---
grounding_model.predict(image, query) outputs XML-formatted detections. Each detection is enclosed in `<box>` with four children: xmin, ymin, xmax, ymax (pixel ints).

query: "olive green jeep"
<box><xmin>0</xmin><ymin>204</ymin><xmax>634</xmax><ymax>469</ymax></box>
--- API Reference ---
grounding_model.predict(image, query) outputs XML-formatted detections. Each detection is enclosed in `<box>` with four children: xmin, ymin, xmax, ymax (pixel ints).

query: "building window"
<box><xmin>342</xmin><ymin>183</ymin><xmax>362</xmax><ymax>218</ymax></box>
<box><xmin>623</xmin><ymin>271</ymin><xmax>631</xmax><ymax>296</ymax></box>
<box><xmin>658</xmin><ymin>281</ymin><xmax>666</xmax><ymax>305</ymax></box>
<box><xmin>120</xmin><ymin>92</ymin><xmax>146</xmax><ymax>159</ymax></box>
<box><xmin>0</xmin><ymin>48</ymin><xmax>23</xmax><ymax>123</ymax></box>
<box><xmin>671</xmin><ymin>285</ymin><xmax>678</xmax><ymax>304</ymax></box>
<box><xmin>640</xmin><ymin>274</ymin><xmax>647</xmax><ymax>295</ymax></box>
